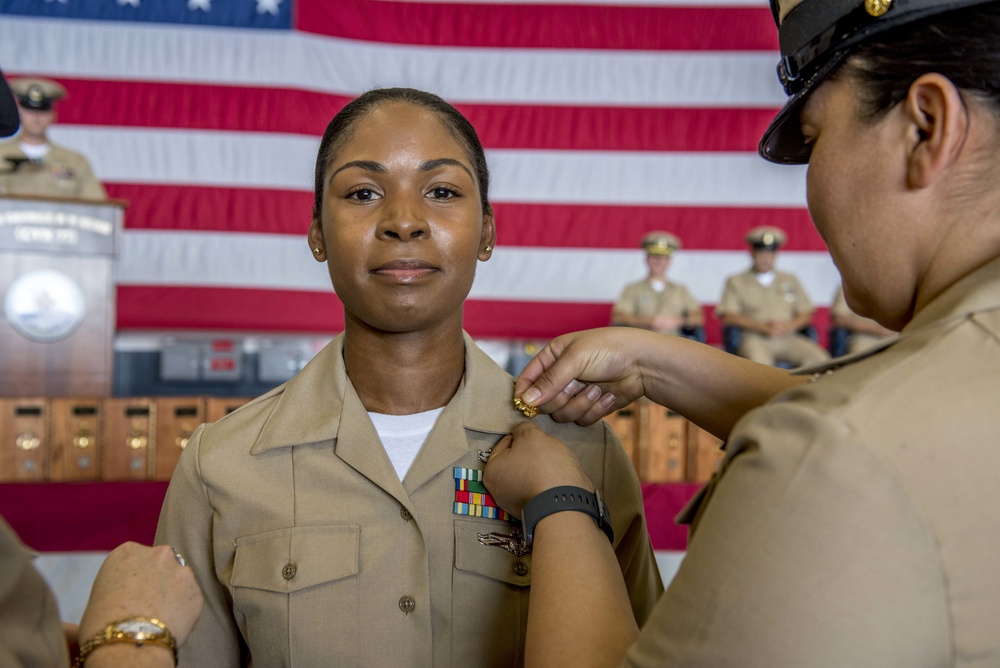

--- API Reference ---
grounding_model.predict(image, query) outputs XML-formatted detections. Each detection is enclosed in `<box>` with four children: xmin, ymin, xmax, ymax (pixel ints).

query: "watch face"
<box><xmin>117</xmin><ymin>619</ymin><xmax>165</xmax><ymax>638</ymax></box>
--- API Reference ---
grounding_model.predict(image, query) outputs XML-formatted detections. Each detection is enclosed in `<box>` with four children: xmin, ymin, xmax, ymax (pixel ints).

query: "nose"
<box><xmin>377</xmin><ymin>194</ymin><xmax>429</xmax><ymax>242</ymax></box>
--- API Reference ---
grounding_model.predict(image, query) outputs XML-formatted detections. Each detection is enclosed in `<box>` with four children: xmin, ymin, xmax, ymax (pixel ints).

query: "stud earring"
<box><xmin>484</xmin><ymin>245</ymin><xmax>492</xmax><ymax>252</ymax></box>
<box><xmin>313</xmin><ymin>247</ymin><xmax>322</xmax><ymax>255</ymax></box>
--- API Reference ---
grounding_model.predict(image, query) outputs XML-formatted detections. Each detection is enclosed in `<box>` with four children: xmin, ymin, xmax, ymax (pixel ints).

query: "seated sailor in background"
<box><xmin>611</xmin><ymin>231</ymin><xmax>704</xmax><ymax>340</ymax></box>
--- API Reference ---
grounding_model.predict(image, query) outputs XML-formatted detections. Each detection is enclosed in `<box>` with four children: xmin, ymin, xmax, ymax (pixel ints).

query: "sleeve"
<box><xmin>75</xmin><ymin>156</ymin><xmax>107</xmax><ymax>200</ymax></box>
<box><xmin>789</xmin><ymin>275</ymin><xmax>814</xmax><ymax>315</ymax></box>
<box><xmin>599</xmin><ymin>421</ymin><xmax>665</xmax><ymax>626</ymax></box>
<box><xmin>620</xmin><ymin>402</ymin><xmax>950</xmax><ymax>668</ymax></box>
<box><xmin>154</xmin><ymin>426</ymin><xmax>247</xmax><ymax>668</ymax></box>
<box><xmin>612</xmin><ymin>284</ymin><xmax>639</xmax><ymax>319</ymax></box>
<box><xmin>679</xmin><ymin>285</ymin><xmax>701</xmax><ymax>317</ymax></box>
<box><xmin>0</xmin><ymin>518</ymin><xmax>68</xmax><ymax>668</ymax></box>
<box><xmin>714</xmin><ymin>277</ymin><xmax>741</xmax><ymax>317</ymax></box>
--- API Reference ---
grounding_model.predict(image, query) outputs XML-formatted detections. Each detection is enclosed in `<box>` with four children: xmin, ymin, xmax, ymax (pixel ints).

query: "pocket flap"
<box><xmin>232</xmin><ymin>525</ymin><xmax>360</xmax><ymax>594</ymax></box>
<box><xmin>454</xmin><ymin>519</ymin><xmax>531</xmax><ymax>587</ymax></box>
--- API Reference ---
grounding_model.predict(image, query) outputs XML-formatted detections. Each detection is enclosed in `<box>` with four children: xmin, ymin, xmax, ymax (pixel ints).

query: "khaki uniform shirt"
<box><xmin>715</xmin><ymin>269</ymin><xmax>814</xmax><ymax>323</ymax></box>
<box><xmin>613</xmin><ymin>279</ymin><xmax>701</xmax><ymax>335</ymax></box>
<box><xmin>156</xmin><ymin>333</ymin><xmax>662</xmax><ymax>667</ymax></box>
<box><xmin>0</xmin><ymin>517</ymin><xmax>67</xmax><ymax>668</ymax></box>
<box><xmin>622</xmin><ymin>255</ymin><xmax>1000</xmax><ymax>667</ymax></box>
<box><xmin>0</xmin><ymin>138</ymin><xmax>107</xmax><ymax>200</ymax></box>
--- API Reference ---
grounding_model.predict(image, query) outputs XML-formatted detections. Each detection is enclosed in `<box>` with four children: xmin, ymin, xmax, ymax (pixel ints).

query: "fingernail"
<box><xmin>586</xmin><ymin>385</ymin><xmax>601</xmax><ymax>401</ymax></box>
<box><xmin>601</xmin><ymin>393</ymin><xmax>616</xmax><ymax>408</ymax></box>
<box><xmin>523</xmin><ymin>388</ymin><xmax>541</xmax><ymax>404</ymax></box>
<box><xmin>564</xmin><ymin>380</ymin><xmax>583</xmax><ymax>396</ymax></box>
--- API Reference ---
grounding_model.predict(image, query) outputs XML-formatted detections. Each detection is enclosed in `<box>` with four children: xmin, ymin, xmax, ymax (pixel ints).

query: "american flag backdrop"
<box><xmin>0</xmin><ymin>0</ymin><xmax>840</xmax><ymax>344</ymax></box>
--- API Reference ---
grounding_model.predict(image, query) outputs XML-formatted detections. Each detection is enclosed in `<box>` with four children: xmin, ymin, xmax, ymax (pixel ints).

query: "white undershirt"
<box><xmin>19</xmin><ymin>142</ymin><xmax>50</xmax><ymax>160</ymax></box>
<box><xmin>368</xmin><ymin>407</ymin><xmax>445</xmax><ymax>481</ymax></box>
<box><xmin>755</xmin><ymin>270</ymin><xmax>776</xmax><ymax>287</ymax></box>
<box><xmin>648</xmin><ymin>278</ymin><xmax>666</xmax><ymax>293</ymax></box>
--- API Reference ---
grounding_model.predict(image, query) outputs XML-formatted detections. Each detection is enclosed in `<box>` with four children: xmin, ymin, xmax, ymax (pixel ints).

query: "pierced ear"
<box><xmin>307</xmin><ymin>218</ymin><xmax>326</xmax><ymax>261</ymax></box>
<box><xmin>904</xmin><ymin>73</ymin><xmax>969</xmax><ymax>189</ymax></box>
<box><xmin>478</xmin><ymin>211</ymin><xmax>497</xmax><ymax>261</ymax></box>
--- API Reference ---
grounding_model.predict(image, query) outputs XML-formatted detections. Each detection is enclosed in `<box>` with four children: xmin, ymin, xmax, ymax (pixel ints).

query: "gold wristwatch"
<box><xmin>74</xmin><ymin>617</ymin><xmax>177</xmax><ymax>667</ymax></box>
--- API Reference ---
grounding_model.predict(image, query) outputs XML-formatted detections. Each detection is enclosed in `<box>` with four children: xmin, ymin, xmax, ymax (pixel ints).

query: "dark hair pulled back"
<box><xmin>312</xmin><ymin>88</ymin><xmax>491</xmax><ymax>220</ymax></box>
<box><xmin>845</xmin><ymin>2</ymin><xmax>1000</xmax><ymax>121</ymax></box>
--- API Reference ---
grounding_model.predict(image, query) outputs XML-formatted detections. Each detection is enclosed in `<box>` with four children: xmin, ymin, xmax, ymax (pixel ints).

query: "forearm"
<box><xmin>630</xmin><ymin>333</ymin><xmax>805</xmax><ymax>440</ymax></box>
<box><xmin>525</xmin><ymin>512</ymin><xmax>638</xmax><ymax>668</ymax></box>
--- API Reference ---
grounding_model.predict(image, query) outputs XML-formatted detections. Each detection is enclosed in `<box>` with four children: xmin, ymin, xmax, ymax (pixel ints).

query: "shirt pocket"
<box><xmin>231</xmin><ymin>525</ymin><xmax>360</xmax><ymax>666</ymax></box>
<box><xmin>452</xmin><ymin>518</ymin><xmax>531</xmax><ymax>667</ymax></box>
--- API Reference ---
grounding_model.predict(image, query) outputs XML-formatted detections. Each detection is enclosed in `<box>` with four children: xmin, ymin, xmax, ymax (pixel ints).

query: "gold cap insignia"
<box><xmin>865</xmin><ymin>0</ymin><xmax>892</xmax><ymax>17</ymax></box>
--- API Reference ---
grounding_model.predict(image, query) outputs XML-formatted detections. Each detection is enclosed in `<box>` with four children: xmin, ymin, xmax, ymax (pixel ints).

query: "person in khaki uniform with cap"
<box><xmin>0</xmin><ymin>77</ymin><xmax>106</xmax><ymax>200</ymax></box>
<box><xmin>478</xmin><ymin>0</ymin><xmax>1000</xmax><ymax>666</ymax></box>
<box><xmin>830</xmin><ymin>285</ymin><xmax>896</xmax><ymax>355</ymax></box>
<box><xmin>716</xmin><ymin>225</ymin><xmax>829</xmax><ymax>366</ymax></box>
<box><xmin>155</xmin><ymin>88</ymin><xmax>662</xmax><ymax>667</ymax></box>
<box><xmin>611</xmin><ymin>231</ymin><xmax>703</xmax><ymax>338</ymax></box>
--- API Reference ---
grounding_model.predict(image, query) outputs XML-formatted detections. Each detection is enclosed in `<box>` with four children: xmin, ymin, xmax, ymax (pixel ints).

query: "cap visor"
<box><xmin>758</xmin><ymin>50</ymin><xmax>849</xmax><ymax>165</ymax></box>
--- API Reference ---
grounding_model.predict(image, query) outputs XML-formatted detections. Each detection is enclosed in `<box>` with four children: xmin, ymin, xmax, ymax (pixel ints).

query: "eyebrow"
<box><xmin>328</xmin><ymin>158</ymin><xmax>475</xmax><ymax>182</ymax></box>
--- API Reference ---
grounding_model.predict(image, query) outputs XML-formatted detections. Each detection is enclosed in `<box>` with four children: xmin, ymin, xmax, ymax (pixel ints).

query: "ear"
<box><xmin>478</xmin><ymin>210</ymin><xmax>497</xmax><ymax>261</ymax></box>
<box><xmin>904</xmin><ymin>73</ymin><xmax>969</xmax><ymax>189</ymax></box>
<box><xmin>307</xmin><ymin>217</ymin><xmax>326</xmax><ymax>261</ymax></box>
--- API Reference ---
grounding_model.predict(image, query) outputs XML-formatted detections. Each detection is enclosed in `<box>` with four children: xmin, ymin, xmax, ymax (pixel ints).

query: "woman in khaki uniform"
<box><xmin>155</xmin><ymin>88</ymin><xmax>662</xmax><ymax>667</ymax></box>
<box><xmin>482</xmin><ymin>0</ymin><xmax>1000</xmax><ymax>666</ymax></box>
<box><xmin>611</xmin><ymin>231</ymin><xmax>704</xmax><ymax>338</ymax></box>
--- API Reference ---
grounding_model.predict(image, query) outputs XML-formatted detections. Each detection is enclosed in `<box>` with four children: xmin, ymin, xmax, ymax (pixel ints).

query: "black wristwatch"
<box><xmin>521</xmin><ymin>486</ymin><xmax>615</xmax><ymax>547</ymax></box>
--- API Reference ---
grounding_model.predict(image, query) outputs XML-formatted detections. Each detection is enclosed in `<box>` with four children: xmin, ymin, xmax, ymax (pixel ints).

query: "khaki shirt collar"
<box><xmin>251</xmin><ymin>331</ymin><xmax>523</xmax><ymax>455</ymax></box>
<box><xmin>796</xmin><ymin>255</ymin><xmax>1000</xmax><ymax>376</ymax></box>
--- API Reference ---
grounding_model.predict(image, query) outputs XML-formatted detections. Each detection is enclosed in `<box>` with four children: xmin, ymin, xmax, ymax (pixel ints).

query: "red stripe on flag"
<box><xmin>117</xmin><ymin>287</ymin><xmax>832</xmax><ymax>344</ymax></box>
<box><xmin>43</xmin><ymin>77</ymin><xmax>780</xmax><ymax>153</ymax></box>
<box><xmin>106</xmin><ymin>183</ymin><xmax>824</xmax><ymax>252</ymax></box>
<box><xmin>295</xmin><ymin>2</ymin><xmax>778</xmax><ymax>51</ymax></box>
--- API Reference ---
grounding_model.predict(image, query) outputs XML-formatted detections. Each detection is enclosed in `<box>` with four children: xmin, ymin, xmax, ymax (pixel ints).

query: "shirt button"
<box><xmin>512</xmin><ymin>560</ymin><xmax>529</xmax><ymax>576</ymax></box>
<box><xmin>281</xmin><ymin>563</ymin><xmax>296</xmax><ymax>580</ymax></box>
<box><xmin>398</xmin><ymin>595</ymin><xmax>415</xmax><ymax>613</ymax></box>
<box><xmin>400</xmin><ymin>507</ymin><xmax>412</xmax><ymax>521</ymax></box>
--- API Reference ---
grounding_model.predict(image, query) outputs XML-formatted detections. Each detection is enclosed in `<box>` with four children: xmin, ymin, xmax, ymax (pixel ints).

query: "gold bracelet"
<box><xmin>74</xmin><ymin>617</ymin><xmax>177</xmax><ymax>668</ymax></box>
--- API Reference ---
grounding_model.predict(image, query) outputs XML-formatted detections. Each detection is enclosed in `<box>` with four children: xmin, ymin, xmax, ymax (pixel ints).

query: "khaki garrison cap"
<box><xmin>759</xmin><ymin>0</ymin><xmax>999</xmax><ymax>164</ymax></box>
<box><xmin>641</xmin><ymin>231</ymin><xmax>681</xmax><ymax>256</ymax></box>
<box><xmin>746</xmin><ymin>226</ymin><xmax>787</xmax><ymax>251</ymax></box>
<box><xmin>10</xmin><ymin>78</ymin><xmax>67</xmax><ymax>112</ymax></box>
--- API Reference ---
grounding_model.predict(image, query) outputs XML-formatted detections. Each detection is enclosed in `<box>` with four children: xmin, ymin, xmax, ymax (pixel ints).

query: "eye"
<box><xmin>346</xmin><ymin>187</ymin><xmax>380</xmax><ymax>202</ymax></box>
<box><xmin>428</xmin><ymin>186</ymin><xmax>459</xmax><ymax>200</ymax></box>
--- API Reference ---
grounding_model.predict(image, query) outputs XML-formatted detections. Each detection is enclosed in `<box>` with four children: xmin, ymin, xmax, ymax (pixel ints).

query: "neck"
<box><xmin>19</xmin><ymin>134</ymin><xmax>47</xmax><ymax>146</ymax></box>
<box><xmin>342</xmin><ymin>319</ymin><xmax>466</xmax><ymax>415</ymax></box>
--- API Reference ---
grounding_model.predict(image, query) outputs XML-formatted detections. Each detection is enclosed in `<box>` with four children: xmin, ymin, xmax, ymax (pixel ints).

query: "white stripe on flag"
<box><xmin>50</xmin><ymin>126</ymin><xmax>809</xmax><ymax>207</ymax></box>
<box><xmin>0</xmin><ymin>17</ymin><xmax>785</xmax><ymax>106</ymax></box>
<box><xmin>118</xmin><ymin>230</ymin><xmax>841</xmax><ymax>305</ymax></box>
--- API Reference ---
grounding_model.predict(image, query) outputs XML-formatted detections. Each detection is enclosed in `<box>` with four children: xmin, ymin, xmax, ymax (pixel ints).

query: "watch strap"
<box><xmin>74</xmin><ymin>617</ymin><xmax>177</xmax><ymax>668</ymax></box>
<box><xmin>521</xmin><ymin>485</ymin><xmax>614</xmax><ymax>547</ymax></box>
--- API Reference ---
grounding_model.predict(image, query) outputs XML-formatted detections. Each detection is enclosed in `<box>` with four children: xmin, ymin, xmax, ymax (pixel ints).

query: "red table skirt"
<box><xmin>0</xmin><ymin>481</ymin><xmax>699</xmax><ymax>552</ymax></box>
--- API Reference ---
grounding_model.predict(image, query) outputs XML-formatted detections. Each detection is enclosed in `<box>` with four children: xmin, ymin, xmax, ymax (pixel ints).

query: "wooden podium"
<box><xmin>0</xmin><ymin>194</ymin><xmax>124</xmax><ymax>396</ymax></box>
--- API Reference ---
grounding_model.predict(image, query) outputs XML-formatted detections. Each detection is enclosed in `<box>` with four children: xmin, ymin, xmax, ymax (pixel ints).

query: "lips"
<box><xmin>372</xmin><ymin>259</ymin><xmax>438</xmax><ymax>282</ymax></box>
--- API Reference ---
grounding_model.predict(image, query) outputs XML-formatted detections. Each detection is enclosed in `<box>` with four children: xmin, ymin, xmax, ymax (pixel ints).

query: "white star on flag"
<box><xmin>256</xmin><ymin>0</ymin><xmax>282</xmax><ymax>15</ymax></box>
<box><xmin>187</xmin><ymin>0</ymin><xmax>211</xmax><ymax>11</ymax></box>
<box><xmin>117</xmin><ymin>0</ymin><xmax>140</xmax><ymax>6</ymax></box>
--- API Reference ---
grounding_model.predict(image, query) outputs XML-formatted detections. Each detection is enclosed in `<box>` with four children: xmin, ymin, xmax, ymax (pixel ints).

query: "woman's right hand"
<box><xmin>514</xmin><ymin>327</ymin><xmax>657</xmax><ymax>425</ymax></box>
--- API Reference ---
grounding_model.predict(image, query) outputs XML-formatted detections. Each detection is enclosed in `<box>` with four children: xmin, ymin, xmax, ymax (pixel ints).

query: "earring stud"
<box><xmin>313</xmin><ymin>247</ymin><xmax>322</xmax><ymax>255</ymax></box>
<box><xmin>484</xmin><ymin>245</ymin><xmax>492</xmax><ymax>252</ymax></box>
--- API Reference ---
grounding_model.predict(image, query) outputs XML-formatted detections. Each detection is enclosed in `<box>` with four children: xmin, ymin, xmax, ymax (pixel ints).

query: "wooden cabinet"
<box><xmin>49</xmin><ymin>398</ymin><xmax>102</xmax><ymax>481</ymax></box>
<box><xmin>0</xmin><ymin>398</ymin><xmax>49</xmax><ymax>482</ymax></box>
